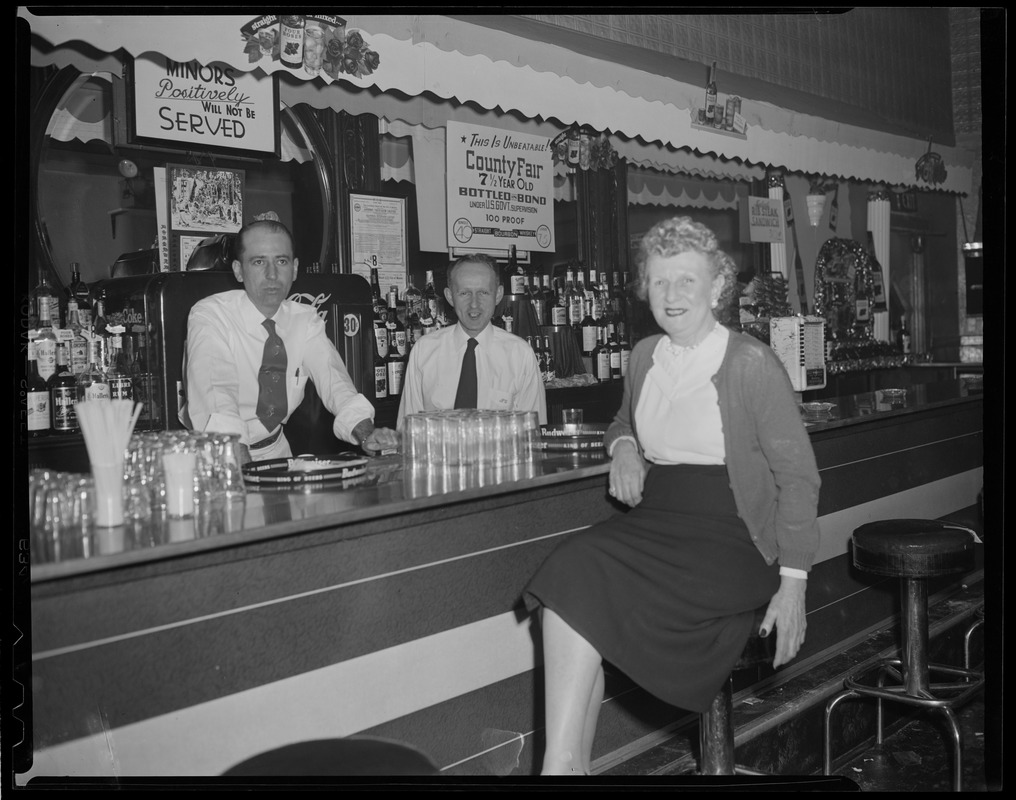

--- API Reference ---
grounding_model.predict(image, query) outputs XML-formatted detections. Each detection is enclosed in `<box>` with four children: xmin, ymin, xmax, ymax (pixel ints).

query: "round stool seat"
<box><xmin>221</xmin><ymin>737</ymin><xmax>440</xmax><ymax>776</ymax></box>
<box><xmin>852</xmin><ymin>519</ymin><xmax>976</xmax><ymax>578</ymax></box>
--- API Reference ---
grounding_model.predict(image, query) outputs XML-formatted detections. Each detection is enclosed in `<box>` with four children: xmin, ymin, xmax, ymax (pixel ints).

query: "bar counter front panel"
<box><xmin>18</xmin><ymin>380</ymin><xmax>983</xmax><ymax>781</ymax></box>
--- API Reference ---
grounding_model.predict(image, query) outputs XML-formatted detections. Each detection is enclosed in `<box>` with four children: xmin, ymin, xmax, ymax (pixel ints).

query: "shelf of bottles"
<box><xmin>26</xmin><ymin>261</ymin><xmax>162</xmax><ymax>441</ymax></box>
<box><xmin>363</xmin><ymin>247</ymin><xmax>639</xmax><ymax>400</ymax></box>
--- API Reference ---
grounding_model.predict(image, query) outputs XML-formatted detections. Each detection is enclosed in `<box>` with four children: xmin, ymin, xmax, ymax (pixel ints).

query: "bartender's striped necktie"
<box><xmin>256</xmin><ymin>319</ymin><xmax>288</xmax><ymax>432</ymax></box>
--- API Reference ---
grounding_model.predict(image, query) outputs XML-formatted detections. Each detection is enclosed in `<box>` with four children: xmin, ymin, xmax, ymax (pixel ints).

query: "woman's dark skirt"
<box><xmin>523</xmin><ymin>463</ymin><xmax>780</xmax><ymax>713</ymax></box>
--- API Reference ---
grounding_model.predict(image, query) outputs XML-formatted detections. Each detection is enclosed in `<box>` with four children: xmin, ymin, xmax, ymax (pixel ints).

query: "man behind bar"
<box><xmin>397</xmin><ymin>253</ymin><xmax>547</xmax><ymax>426</ymax></box>
<box><xmin>181</xmin><ymin>218</ymin><xmax>399</xmax><ymax>463</ymax></box>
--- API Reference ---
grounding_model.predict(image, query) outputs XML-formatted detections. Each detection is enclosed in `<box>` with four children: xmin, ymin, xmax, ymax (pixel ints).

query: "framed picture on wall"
<box><xmin>166</xmin><ymin>163</ymin><xmax>244</xmax><ymax>269</ymax></box>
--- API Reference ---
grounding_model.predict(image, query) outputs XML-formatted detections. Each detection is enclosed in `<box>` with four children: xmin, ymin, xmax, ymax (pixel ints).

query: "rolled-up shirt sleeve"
<box><xmin>183</xmin><ymin>303</ymin><xmax>248</xmax><ymax>439</ymax></box>
<box><xmin>300</xmin><ymin>314</ymin><xmax>375</xmax><ymax>444</ymax></box>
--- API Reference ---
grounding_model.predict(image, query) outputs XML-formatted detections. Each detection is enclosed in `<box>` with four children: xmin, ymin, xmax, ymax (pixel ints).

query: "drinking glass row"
<box><xmin>401</xmin><ymin>409</ymin><xmax>541</xmax><ymax>468</ymax></box>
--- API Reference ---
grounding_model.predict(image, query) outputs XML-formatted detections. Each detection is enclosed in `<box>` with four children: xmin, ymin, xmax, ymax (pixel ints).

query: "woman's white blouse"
<box><xmin>634</xmin><ymin>324</ymin><xmax>729</xmax><ymax>466</ymax></box>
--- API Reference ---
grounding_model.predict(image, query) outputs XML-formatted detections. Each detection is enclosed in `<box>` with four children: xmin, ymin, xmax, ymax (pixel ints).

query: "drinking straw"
<box><xmin>76</xmin><ymin>400</ymin><xmax>143</xmax><ymax>466</ymax></box>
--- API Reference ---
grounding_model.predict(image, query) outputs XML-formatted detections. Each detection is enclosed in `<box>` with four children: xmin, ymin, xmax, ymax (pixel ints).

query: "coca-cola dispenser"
<box><xmin>97</xmin><ymin>271</ymin><xmax>376</xmax><ymax>454</ymax></box>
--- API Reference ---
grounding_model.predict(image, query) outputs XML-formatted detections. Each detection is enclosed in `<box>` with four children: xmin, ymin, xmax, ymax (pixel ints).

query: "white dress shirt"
<box><xmin>180</xmin><ymin>290</ymin><xmax>375</xmax><ymax>459</ymax></box>
<box><xmin>396</xmin><ymin>322</ymin><xmax>547</xmax><ymax>426</ymax></box>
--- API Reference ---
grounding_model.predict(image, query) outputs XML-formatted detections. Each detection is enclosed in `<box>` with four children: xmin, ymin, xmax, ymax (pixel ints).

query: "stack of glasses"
<box><xmin>401</xmin><ymin>409</ymin><xmax>541</xmax><ymax>468</ymax></box>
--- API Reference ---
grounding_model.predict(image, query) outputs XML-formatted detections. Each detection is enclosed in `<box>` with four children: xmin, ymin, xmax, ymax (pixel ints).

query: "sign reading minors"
<box><xmin>746</xmin><ymin>196</ymin><xmax>785</xmax><ymax>244</ymax></box>
<box><xmin>131</xmin><ymin>53</ymin><xmax>278</xmax><ymax>157</ymax></box>
<box><xmin>445</xmin><ymin>121</ymin><xmax>555</xmax><ymax>254</ymax></box>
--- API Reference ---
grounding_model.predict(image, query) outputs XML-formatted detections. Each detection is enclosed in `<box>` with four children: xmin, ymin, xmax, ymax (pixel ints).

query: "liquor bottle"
<box><xmin>26</xmin><ymin>344</ymin><xmax>51</xmax><ymax>438</ymax></box>
<box><xmin>610</xmin><ymin>271</ymin><xmax>625</xmax><ymax>326</ymax></box>
<box><xmin>501</xmin><ymin>299</ymin><xmax>514</xmax><ymax>335</ymax></box>
<box><xmin>580</xmin><ymin>301</ymin><xmax>598</xmax><ymax>357</ymax></box>
<box><xmin>373</xmin><ymin>332</ymin><xmax>388</xmax><ymax>401</ymax></box>
<box><xmin>422</xmin><ymin>270</ymin><xmax>445</xmax><ymax>331</ymax></box>
<box><xmin>131</xmin><ymin>329</ymin><xmax>160</xmax><ymax>428</ymax></box>
<box><xmin>866</xmin><ymin>231</ymin><xmax>888</xmax><ymax>312</ymax></box>
<box><xmin>370</xmin><ymin>267</ymin><xmax>385</xmax><ymax>324</ymax></box>
<box><xmin>508</xmin><ymin>246</ymin><xmax>526</xmax><ymax>295</ymax></box>
<box><xmin>386</xmin><ymin>324</ymin><xmax>405</xmax><ymax>398</ymax></box>
<box><xmin>704</xmin><ymin>61</ymin><xmax>717</xmax><ymax>125</ymax></box>
<box><xmin>30</xmin><ymin>269</ymin><xmax>61</xmax><ymax>331</ymax></box>
<box><xmin>594</xmin><ymin>328</ymin><xmax>612</xmax><ymax>382</ymax></box>
<box><xmin>619</xmin><ymin>329</ymin><xmax>631</xmax><ymax>378</ymax></box>
<box><xmin>66</xmin><ymin>299</ymin><xmax>89</xmax><ymax>375</ymax></box>
<box><xmin>595</xmin><ymin>272</ymin><xmax>609</xmax><ymax>321</ymax></box>
<box><xmin>92</xmin><ymin>288</ymin><xmax>109</xmax><ymax>341</ymax></box>
<box><xmin>565</xmin><ymin>269</ymin><xmax>583</xmax><ymax>329</ymax></box>
<box><xmin>34</xmin><ymin>298</ymin><xmax>59</xmax><ymax>384</ymax></box>
<box><xmin>550</xmin><ymin>276</ymin><xmax>568</xmax><ymax>326</ymax></box>
<box><xmin>279</xmin><ymin>14</ymin><xmax>306</xmax><ymax>69</ymax></box>
<box><xmin>542</xmin><ymin>335</ymin><xmax>557</xmax><ymax>382</ymax></box>
<box><xmin>386</xmin><ymin>287</ymin><xmax>407</xmax><ymax>357</ymax></box>
<box><xmin>541</xmin><ymin>274</ymin><xmax>556</xmax><ymax>326</ymax></box>
<box><xmin>897</xmin><ymin>314</ymin><xmax>912</xmax><ymax>355</ymax></box>
<box><xmin>76</xmin><ymin>337</ymin><xmax>110</xmax><ymax>402</ymax></box>
<box><xmin>106</xmin><ymin>325</ymin><xmax>134</xmax><ymax>401</ymax></box>
<box><xmin>609</xmin><ymin>332</ymin><xmax>622</xmax><ymax>381</ymax></box>
<box><xmin>404</xmin><ymin>274</ymin><xmax>424</xmax><ymax>346</ymax></box>
<box><xmin>67</xmin><ymin>262</ymin><xmax>92</xmax><ymax>331</ymax></box>
<box><xmin>528</xmin><ymin>273</ymin><xmax>545</xmax><ymax>327</ymax></box>
<box><xmin>49</xmin><ymin>342</ymin><xmax>79</xmax><ymax>435</ymax></box>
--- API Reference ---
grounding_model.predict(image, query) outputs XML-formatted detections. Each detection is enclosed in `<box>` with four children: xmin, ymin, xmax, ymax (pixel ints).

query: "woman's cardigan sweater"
<box><xmin>604</xmin><ymin>329</ymin><xmax>821</xmax><ymax>572</ymax></box>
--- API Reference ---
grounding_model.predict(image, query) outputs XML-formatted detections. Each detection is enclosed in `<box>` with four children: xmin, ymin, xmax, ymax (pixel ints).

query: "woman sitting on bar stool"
<box><xmin>524</xmin><ymin>217</ymin><xmax>821</xmax><ymax>776</ymax></box>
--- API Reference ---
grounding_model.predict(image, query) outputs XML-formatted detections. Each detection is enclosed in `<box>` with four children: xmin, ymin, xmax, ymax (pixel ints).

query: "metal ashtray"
<box><xmin>800</xmin><ymin>402</ymin><xmax>836</xmax><ymax>414</ymax></box>
<box><xmin>880</xmin><ymin>388</ymin><xmax>908</xmax><ymax>399</ymax></box>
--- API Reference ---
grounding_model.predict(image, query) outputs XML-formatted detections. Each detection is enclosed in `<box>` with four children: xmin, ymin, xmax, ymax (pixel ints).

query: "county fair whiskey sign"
<box><xmin>127</xmin><ymin>53</ymin><xmax>280</xmax><ymax>159</ymax></box>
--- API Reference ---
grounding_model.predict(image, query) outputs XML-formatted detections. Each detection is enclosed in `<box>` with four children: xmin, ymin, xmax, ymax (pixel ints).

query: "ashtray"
<box><xmin>800</xmin><ymin>402</ymin><xmax>835</xmax><ymax>414</ymax></box>
<box><xmin>880</xmin><ymin>388</ymin><xmax>908</xmax><ymax>399</ymax></box>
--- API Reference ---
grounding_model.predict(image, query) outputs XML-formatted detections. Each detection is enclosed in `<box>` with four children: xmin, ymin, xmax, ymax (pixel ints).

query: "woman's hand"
<box><xmin>608</xmin><ymin>439</ymin><xmax>647</xmax><ymax>507</ymax></box>
<box><xmin>760</xmin><ymin>574</ymin><xmax>807</xmax><ymax>669</ymax></box>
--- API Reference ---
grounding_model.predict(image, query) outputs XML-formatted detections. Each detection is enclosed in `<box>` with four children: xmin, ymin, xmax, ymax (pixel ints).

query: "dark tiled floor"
<box><xmin>830</xmin><ymin>693</ymin><xmax>990</xmax><ymax>792</ymax></box>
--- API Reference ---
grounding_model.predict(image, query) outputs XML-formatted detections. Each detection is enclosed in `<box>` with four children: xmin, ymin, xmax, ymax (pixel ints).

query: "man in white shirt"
<box><xmin>397</xmin><ymin>254</ymin><xmax>547</xmax><ymax>426</ymax></box>
<box><xmin>181</xmin><ymin>219</ymin><xmax>399</xmax><ymax>463</ymax></box>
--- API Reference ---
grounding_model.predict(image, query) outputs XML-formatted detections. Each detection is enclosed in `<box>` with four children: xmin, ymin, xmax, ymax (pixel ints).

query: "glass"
<box><xmin>162</xmin><ymin>444</ymin><xmax>197</xmax><ymax>519</ymax></box>
<box><xmin>401</xmin><ymin>414</ymin><xmax>429</xmax><ymax>466</ymax></box>
<box><xmin>562</xmin><ymin>408</ymin><xmax>584</xmax><ymax>426</ymax></box>
<box><xmin>303</xmin><ymin>26</ymin><xmax>325</xmax><ymax>76</ymax></box>
<box><xmin>519</xmin><ymin>411</ymin><xmax>540</xmax><ymax>459</ymax></box>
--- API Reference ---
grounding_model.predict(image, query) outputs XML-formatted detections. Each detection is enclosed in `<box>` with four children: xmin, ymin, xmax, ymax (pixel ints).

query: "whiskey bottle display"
<box><xmin>67</xmin><ymin>261</ymin><xmax>92</xmax><ymax>330</ymax></box>
<box><xmin>897</xmin><ymin>314</ymin><xmax>912</xmax><ymax>355</ymax></box>
<box><xmin>386</xmin><ymin>287</ymin><xmax>407</xmax><ymax>358</ymax></box>
<box><xmin>542</xmin><ymin>335</ymin><xmax>557</xmax><ymax>382</ymax></box>
<box><xmin>609</xmin><ymin>333</ymin><xmax>622</xmax><ymax>381</ymax></box>
<box><xmin>373</xmin><ymin>331</ymin><xmax>388</xmax><ymax>401</ymax></box>
<box><xmin>26</xmin><ymin>344</ymin><xmax>51</xmax><ymax>438</ymax></box>
<box><xmin>565</xmin><ymin>269</ymin><xmax>583</xmax><ymax>329</ymax></box>
<box><xmin>49</xmin><ymin>342</ymin><xmax>78</xmax><ymax>435</ymax></box>
<box><xmin>76</xmin><ymin>338</ymin><xmax>110</xmax><ymax>402</ymax></box>
<box><xmin>370</xmin><ymin>267</ymin><xmax>385</xmax><ymax>324</ymax></box>
<box><xmin>551</xmin><ymin>277</ymin><xmax>568</xmax><ymax>325</ymax></box>
<box><xmin>66</xmin><ymin>299</ymin><xmax>89</xmax><ymax>375</ymax></box>
<box><xmin>386</xmin><ymin>325</ymin><xmax>405</xmax><ymax>398</ymax></box>
<box><xmin>33</xmin><ymin>299</ymin><xmax>59</xmax><ymax>384</ymax></box>
<box><xmin>580</xmin><ymin>301</ymin><xmax>598</xmax><ymax>357</ymax></box>
<box><xmin>404</xmin><ymin>274</ymin><xmax>424</xmax><ymax>345</ymax></box>
<box><xmin>594</xmin><ymin>328</ymin><xmax>612</xmax><ymax>383</ymax></box>
<box><xmin>508</xmin><ymin>246</ymin><xmax>526</xmax><ymax>295</ymax></box>
<box><xmin>106</xmin><ymin>325</ymin><xmax>134</xmax><ymax>401</ymax></box>
<box><xmin>704</xmin><ymin>61</ymin><xmax>717</xmax><ymax>124</ymax></box>
<box><xmin>279</xmin><ymin>15</ymin><xmax>306</xmax><ymax>69</ymax></box>
<box><xmin>30</xmin><ymin>269</ymin><xmax>61</xmax><ymax>331</ymax></box>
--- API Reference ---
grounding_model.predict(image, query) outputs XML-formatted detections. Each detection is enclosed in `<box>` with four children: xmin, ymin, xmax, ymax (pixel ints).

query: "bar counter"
<box><xmin>18</xmin><ymin>379</ymin><xmax>984</xmax><ymax>781</ymax></box>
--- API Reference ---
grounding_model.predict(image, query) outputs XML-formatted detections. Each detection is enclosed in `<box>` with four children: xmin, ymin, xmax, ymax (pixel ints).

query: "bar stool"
<box><xmin>692</xmin><ymin>607</ymin><xmax>774</xmax><ymax>775</ymax></box>
<box><xmin>823</xmin><ymin>519</ymin><xmax>984</xmax><ymax>792</ymax></box>
<box><xmin>221</xmin><ymin>736</ymin><xmax>440</xmax><ymax>776</ymax></box>
<box><xmin>963</xmin><ymin>605</ymin><xmax>985</xmax><ymax>672</ymax></box>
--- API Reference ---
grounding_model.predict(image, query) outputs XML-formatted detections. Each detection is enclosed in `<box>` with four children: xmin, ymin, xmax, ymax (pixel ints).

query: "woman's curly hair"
<box><xmin>632</xmin><ymin>217</ymin><xmax>739</xmax><ymax>313</ymax></box>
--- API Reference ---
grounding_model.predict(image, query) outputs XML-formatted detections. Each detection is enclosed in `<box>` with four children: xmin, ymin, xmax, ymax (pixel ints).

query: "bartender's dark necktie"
<box><xmin>453</xmin><ymin>338</ymin><xmax>479</xmax><ymax>409</ymax></box>
<box><xmin>256</xmin><ymin>319</ymin><xmax>288</xmax><ymax>431</ymax></box>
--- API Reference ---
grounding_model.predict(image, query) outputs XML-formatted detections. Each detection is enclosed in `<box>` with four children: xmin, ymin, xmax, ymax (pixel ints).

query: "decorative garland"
<box><xmin>551</xmin><ymin>127</ymin><xmax>619</xmax><ymax>171</ymax></box>
<box><xmin>812</xmin><ymin>237</ymin><xmax>877</xmax><ymax>336</ymax></box>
